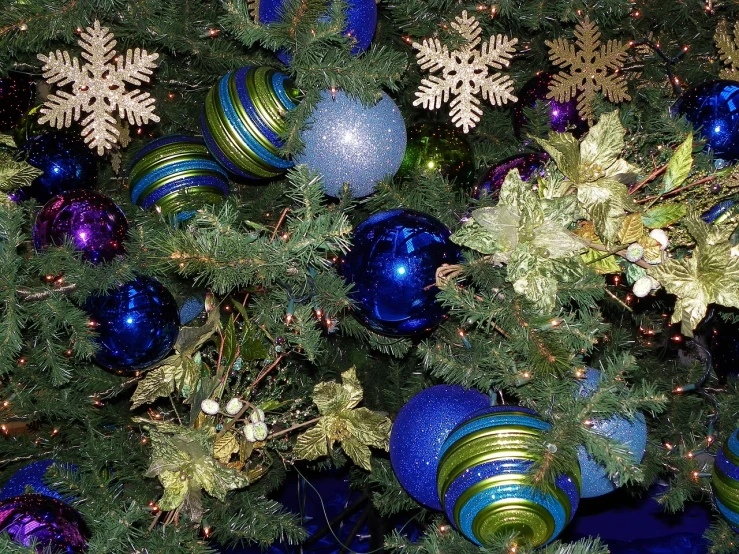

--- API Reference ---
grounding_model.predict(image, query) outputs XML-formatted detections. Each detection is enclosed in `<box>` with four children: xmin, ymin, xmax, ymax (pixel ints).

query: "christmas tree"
<box><xmin>3</xmin><ymin>0</ymin><xmax>739</xmax><ymax>552</ymax></box>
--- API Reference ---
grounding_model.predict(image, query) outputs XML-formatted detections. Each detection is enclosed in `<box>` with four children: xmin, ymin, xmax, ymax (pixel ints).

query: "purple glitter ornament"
<box><xmin>0</xmin><ymin>494</ymin><xmax>89</xmax><ymax>553</ymax></box>
<box><xmin>474</xmin><ymin>152</ymin><xmax>550</xmax><ymax>201</ymax></box>
<box><xmin>512</xmin><ymin>72</ymin><xmax>589</xmax><ymax>139</ymax></box>
<box><xmin>33</xmin><ymin>191</ymin><xmax>128</xmax><ymax>264</ymax></box>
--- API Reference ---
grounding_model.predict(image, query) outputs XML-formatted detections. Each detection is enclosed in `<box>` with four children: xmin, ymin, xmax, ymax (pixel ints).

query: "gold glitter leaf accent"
<box><xmin>412</xmin><ymin>10</ymin><xmax>518</xmax><ymax>133</ymax></box>
<box><xmin>37</xmin><ymin>20</ymin><xmax>160</xmax><ymax>156</ymax></box>
<box><xmin>546</xmin><ymin>17</ymin><xmax>630</xmax><ymax>124</ymax></box>
<box><xmin>715</xmin><ymin>19</ymin><xmax>739</xmax><ymax>81</ymax></box>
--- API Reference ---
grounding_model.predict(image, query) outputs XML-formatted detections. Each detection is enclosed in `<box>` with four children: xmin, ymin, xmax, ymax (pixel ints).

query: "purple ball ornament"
<box><xmin>0</xmin><ymin>494</ymin><xmax>89</xmax><ymax>553</ymax></box>
<box><xmin>33</xmin><ymin>191</ymin><xmax>128</xmax><ymax>264</ymax></box>
<box><xmin>512</xmin><ymin>72</ymin><xmax>589</xmax><ymax>139</ymax></box>
<box><xmin>389</xmin><ymin>385</ymin><xmax>490</xmax><ymax>510</ymax></box>
<box><xmin>474</xmin><ymin>152</ymin><xmax>550</xmax><ymax>201</ymax></box>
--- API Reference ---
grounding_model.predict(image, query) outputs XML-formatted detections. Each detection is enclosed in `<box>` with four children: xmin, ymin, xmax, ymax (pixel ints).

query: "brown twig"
<box><xmin>267</xmin><ymin>416</ymin><xmax>321</xmax><ymax>440</ymax></box>
<box><xmin>635</xmin><ymin>175</ymin><xmax>717</xmax><ymax>204</ymax></box>
<box><xmin>604</xmin><ymin>288</ymin><xmax>633</xmax><ymax>312</ymax></box>
<box><xmin>148</xmin><ymin>510</ymin><xmax>163</xmax><ymax>532</ymax></box>
<box><xmin>270</xmin><ymin>208</ymin><xmax>291</xmax><ymax>241</ymax></box>
<box><xmin>17</xmin><ymin>283</ymin><xmax>78</xmax><ymax>301</ymax></box>
<box><xmin>215</xmin><ymin>399</ymin><xmax>258</xmax><ymax>441</ymax></box>
<box><xmin>629</xmin><ymin>164</ymin><xmax>668</xmax><ymax>196</ymax></box>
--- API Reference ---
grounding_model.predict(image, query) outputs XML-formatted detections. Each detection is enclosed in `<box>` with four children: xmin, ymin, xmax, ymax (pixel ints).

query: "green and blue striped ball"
<box><xmin>129</xmin><ymin>135</ymin><xmax>229</xmax><ymax>221</ymax></box>
<box><xmin>436</xmin><ymin>406</ymin><xmax>581</xmax><ymax>547</ymax></box>
<box><xmin>713</xmin><ymin>429</ymin><xmax>739</xmax><ymax>531</ymax></box>
<box><xmin>201</xmin><ymin>66</ymin><xmax>300</xmax><ymax>180</ymax></box>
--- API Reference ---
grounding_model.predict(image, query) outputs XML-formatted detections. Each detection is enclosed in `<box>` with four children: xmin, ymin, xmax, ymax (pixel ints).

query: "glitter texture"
<box><xmin>84</xmin><ymin>276</ymin><xmax>179</xmax><ymax>372</ymax></box>
<box><xmin>672</xmin><ymin>80</ymin><xmax>739</xmax><ymax>162</ymax></box>
<box><xmin>0</xmin><ymin>461</ymin><xmax>74</xmax><ymax>502</ymax></box>
<box><xmin>340</xmin><ymin>209</ymin><xmax>462</xmax><ymax>336</ymax></box>
<box><xmin>389</xmin><ymin>385</ymin><xmax>489</xmax><ymax>510</ymax></box>
<box><xmin>33</xmin><ymin>191</ymin><xmax>128</xmax><ymax>264</ymax></box>
<box><xmin>576</xmin><ymin>369</ymin><xmax>647</xmax><ymax>498</ymax></box>
<box><xmin>436</xmin><ymin>406</ymin><xmax>580</xmax><ymax>548</ymax></box>
<box><xmin>0</xmin><ymin>494</ymin><xmax>89</xmax><ymax>553</ymax></box>
<box><xmin>295</xmin><ymin>90</ymin><xmax>406</xmax><ymax>198</ymax></box>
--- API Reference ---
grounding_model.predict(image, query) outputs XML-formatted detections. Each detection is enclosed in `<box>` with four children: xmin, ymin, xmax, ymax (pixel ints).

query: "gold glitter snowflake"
<box><xmin>716</xmin><ymin>19</ymin><xmax>739</xmax><ymax>80</ymax></box>
<box><xmin>412</xmin><ymin>10</ymin><xmax>518</xmax><ymax>133</ymax></box>
<box><xmin>546</xmin><ymin>17</ymin><xmax>630</xmax><ymax>124</ymax></box>
<box><xmin>37</xmin><ymin>21</ymin><xmax>160</xmax><ymax>156</ymax></box>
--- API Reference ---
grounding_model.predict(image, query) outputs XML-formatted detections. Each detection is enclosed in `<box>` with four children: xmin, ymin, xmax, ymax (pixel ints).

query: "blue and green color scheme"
<box><xmin>129</xmin><ymin>135</ymin><xmax>229</xmax><ymax>221</ymax></box>
<box><xmin>437</xmin><ymin>406</ymin><xmax>581</xmax><ymax>547</ymax></box>
<box><xmin>712</xmin><ymin>428</ymin><xmax>739</xmax><ymax>531</ymax></box>
<box><xmin>201</xmin><ymin>66</ymin><xmax>300</xmax><ymax>180</ymax></box>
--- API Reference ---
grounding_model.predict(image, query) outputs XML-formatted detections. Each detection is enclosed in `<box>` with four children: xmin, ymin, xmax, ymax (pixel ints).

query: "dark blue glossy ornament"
<box><xmin>0</xmin><ymin>461</ymin><xmax>74</xmax><ymax>502</ymax></box>
<box><xmin>0</xmin><ymin>494</ymin><xmax>89</xmax><ymax>553</ymax></box>
<box><xmin>672</xmin><ymin>80</ymin><xmax>739</xmax><ymax>163</ymax></box>
<box><xmin>702</xmin><ymin>200</ymin><xmax>736</xmax><ymax>224</ymax></box>
<box><xmin>474</xmin><ymin>152</ymin><xmax>549</xmax><ymax>201</ymax></box>
<box><xmin>341</xmin><ymin>209</ymin><xmax>462</xmax><ymax>336</ymax></box>
<box><xmin>389</xmin><ymin>385</ymin><xmax>490</xmax><ymax>510</ymax></box>
<box><xmin>256</xmin><ymin>0</ymin><xmax>377</xmax><ymax>63</ymax></box>
<box><xmin>84</xmin><ymin>276</ymin><xmax>179</xmax><ymax>372</ymax></box>
<box><xmin>576</xmin><ymin>369</ymin><xmax>647</xmax><ymax>498</ymax></box>
<box><xmin>512</xmin><ymin>72</ymin><xmax>589</xmax><ymax>139</ymax></box>
<box><xmin>13</xmin><ymin>132</ymin><xmax>97</xmax><ymax>203</ymax></box>
<box><xmin>33</xmin><ymin>191</ymin><xmax>128</xmax><ymax>264</ymax></box>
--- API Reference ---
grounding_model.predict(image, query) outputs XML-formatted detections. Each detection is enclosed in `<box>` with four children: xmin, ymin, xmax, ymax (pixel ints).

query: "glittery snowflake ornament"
<box><xmin>412</xmin><ymin>11</ymin><xmax>518</xmax><ymax>133</ymax></box>
<box><xmin>715</xmin><ymin>19</ymin><xmax>739</xmax><ymax>80</ymax></box>
<box><xmin>37</xmin><ymin>21</ymin><xmax>159</xmax><ymax>156</ymax></box>
<box><xmin>546</xmin><ymin>17</ymin><xmax>630</xmax><ymax>124</ymax></box>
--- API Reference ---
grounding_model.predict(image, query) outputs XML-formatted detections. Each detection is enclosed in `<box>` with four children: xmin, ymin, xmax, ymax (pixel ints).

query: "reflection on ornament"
<box><xmin>713</xmin><ymin>428</ymin><xmax>739</xmax><ymax>530</ymax></box>
<box><xmin>256</xmin><ymin>0</ymin><xmax>377</xmax><ymax>63</ymax></box>
<box><xmin>340</xmin><ymin>209</ymin><xmax>461</xmax><ymax>336</ymax></box>
<box><xmin>512</xmin><ymin>73</ymin><xmax>588</xmax><ymax>138</ymax></box>
<box><xmin>0</xmin><ymin>494</ymin><xmax>89</xmax><ymax>553</ymax></box>
<box><xmin>84</xmin><ymin>276</ymin><xmax>179</xmax><ymax>372</ymax></box>
<box><xmin>14</xmin><ymin>132</ymin><xmax>97</xmax><ymax>203</ymax></box>
<box><xmin>33</xmin><ymin>190</ymin><xmax>128</xmax><ymax>264</ymax></box>
<box><xmin>201</xmin><ymin>67</ymin><xmax>300</xmax><ymax>180</ymax></box>
<box><xmin>129</xmin><ymin>135</ymin><xmax>230</xmax><ymax>221</ymax></box>
<box><xmin>672</xmin><ymin>80</ymin><xmax>739</xmax><ymax>162</ymax></box>
<box><xmin>576</xmin><ymin>368</ymin><xmax>647</xmax><ymax>498</ymax></box>
<box><xmin>295</xmin><ymin>90</ymin><xmax>406</xmax><ymax>198</ymax></box>
<box><xmin>437</xmin><ymin>406</ymin><xmax>580</xmax><ymax>547</ymax></box>
<box><xmin>389</xmin><ymin>385</ymin><xmax>490</xmax><ymax>510</ymax></box>
<box><xmin>398</xmin><ymin>122</ymin><xmax>475</xmax><ymax>191</ymax></box>
<box><xmin>474</xmin><ymin>152</ymin><xmax>549</xmax><ymax>201</ymax></box>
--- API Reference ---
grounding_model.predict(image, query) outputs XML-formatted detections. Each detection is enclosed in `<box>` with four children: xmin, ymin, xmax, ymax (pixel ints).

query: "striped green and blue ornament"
<box><xmin>713</xmin><ymin>428</ymin><xmax>739</xmax><ymax>530</ymax></box>
<box><xmin>128</xmin><ymin>135</ymin><xmax>229</xmax><ymax>221</ymax></box>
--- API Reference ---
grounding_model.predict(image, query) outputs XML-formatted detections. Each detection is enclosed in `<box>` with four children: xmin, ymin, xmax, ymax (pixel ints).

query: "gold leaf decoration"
<box><xmin>412</xmin><ymin>10</ymin><xmax>518</xmax><ymax>132</ymax></box>
<box><xmin>37</xmin><ymin>20</ymin><xmax>159</xmax><ymax>156</ymax></box>
<box><xmin>546</xmin><ymin>17</ymin><xmax>631</xmax><ymax>124</ymax></box>
<box><xmin>716</xmin><ymin>19</ymin><xmax>739</xmax><ymax>81</ymax></box>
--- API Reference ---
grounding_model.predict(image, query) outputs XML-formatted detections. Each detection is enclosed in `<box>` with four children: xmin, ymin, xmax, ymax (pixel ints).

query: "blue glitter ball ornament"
<box><xmin>474</xmin><ymin>152</ymin><xmax>550</xmax><ymax>201</ymax></box>
<box><xmin>295</xmin><ymin>90</ymin><xmax>407</xmax><ymax>198</ymax></box>
<box><xmin>33</xmin><ymin>190</ymin><xmax>128</xmax><ymax>264</ymax></box>
<box><xmin>672</xmin><ymin>80</ymin><xmax>739</xmax><ymax>163</ymax></box>
<box><xmin>437</xmin><ymin>406</ymin><xmax>581</xmax><ymax>547</ymax></box>
<box><xmin>389</xmin><ymin>385</ymin><xmax>490</xmax><ymax>510</ymax></box>
<box><xmin>576</xmin><ymin>368</ymin><xmax>647</xmax><ymax>498</ymax></box>
<box><xmin>256</xmin><ymin>0</ymin><xmax>376</xmax><ymax>63</ymax></box>
<box><xmin>0</xmin><ymin>461</ymin><xmax>74</xmax><ymax>502</ymax></box>
<box><xmin>201</xmin><ymin>66</ymin><xmax>300</xmax><ymax>180</ymax></box>
<box><xmin>712</xmin><ymin>429</ymin><xmax>739</xmax><ymax>531</ymax></box>
<box><xmin>13</xmin><ymin>132</ymin><xmax>97</xmax><ymax>203</ymax></box>
<box><xmin>129</xmin><ymin>135</ymin><xmax>230</xmax><ymax>221</ymax></box>
<box><xmin>84</xmin><ymin>276</ymin><xmax>179</xmax><ymax>372</ymax></box>
<box><xmin>340</xmin><ymin>209</ymin><xmax>462</xmax><ymax>336</ymax></box>
<box><xmin>0</xmin><ymin>494</ymin><xmax>89</xmax><ymax>553</ymax></box>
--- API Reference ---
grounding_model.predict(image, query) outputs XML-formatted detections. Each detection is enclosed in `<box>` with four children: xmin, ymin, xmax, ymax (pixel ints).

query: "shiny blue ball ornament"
<box><xmin>672</xmin><ymin>80</ymin><xmax>739</xmax><ymax>163</ymax></box>
<box><xmin>295</xmin><ymin>90</ymin><xmax>407</xmax><ymax>198</ymax></box>
<box><xmin>341</xmin><ymin>209</ymin><xmax>462</xmax><ymax>336</ymax></box>
<box><xmin>389</xmin><ymin>385</ymin><xmax>490</xmax><ymax>510</ymax></box>
<box><xmin>84</xmin><ymin>276</ymin><xmax>179</xmax><ymax>372</ymax></box>
<box><xmin>576</xmin><ymin>368</ymin><xmax>647</xmax><ymax>498</ymax></box>
<box><xmin>12</xmin><ymin>132</ymin><xmax>97</xmax><ymax>203</ymax></box>
<box><xmin>0</xmin><ymin>461</ymin><xmax>74</xmax><ymax>502</ymax></box>
<box><xmin>256</xmin><ymin>0</ymin><xmax>377</xmax><ymax>63</ymax></box>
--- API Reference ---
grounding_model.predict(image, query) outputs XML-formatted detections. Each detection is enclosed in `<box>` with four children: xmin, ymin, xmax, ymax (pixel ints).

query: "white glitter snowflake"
<box><xmin>412</xmin><ymin>11</ymin><xmax>518</xmax><ymax>133</ymax></box>
<box><xmin>37</xmin><ymin>21</ymin><xmax>160</xmax><ymax>156</ymax></box>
